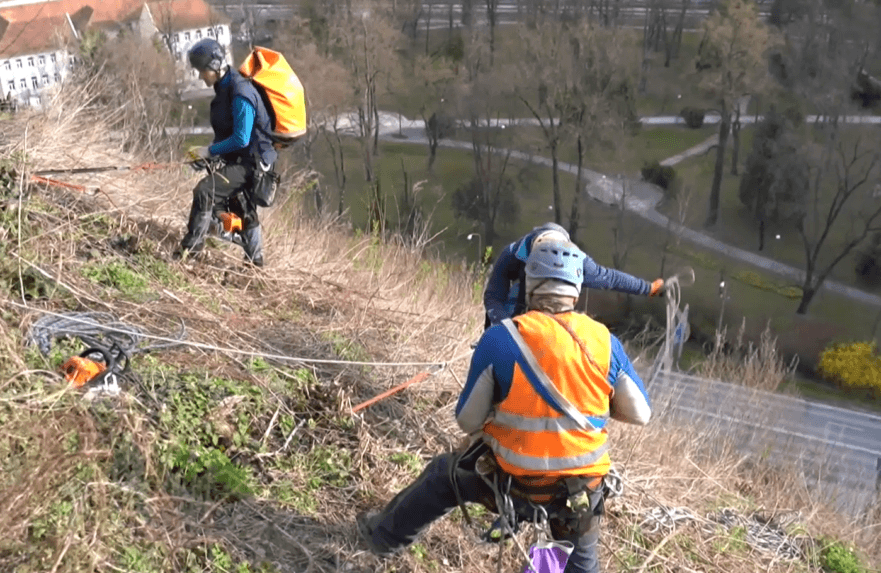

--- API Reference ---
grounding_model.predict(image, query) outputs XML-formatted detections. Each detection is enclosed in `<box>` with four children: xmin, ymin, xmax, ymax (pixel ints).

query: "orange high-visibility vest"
<box><xmin>482</xmin><ymin>311</ymin><xmax>613</xmax><ymax>480</ymax></box>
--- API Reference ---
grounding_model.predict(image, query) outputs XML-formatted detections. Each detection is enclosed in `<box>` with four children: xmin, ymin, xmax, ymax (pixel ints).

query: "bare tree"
<box><xmin>484</xmin><ymin>0</ymin><xmax>500</xmax><ymax>65</ymax></box>
<box><xmin>795</xmin><ymin>133</ymin><xmax>881</xmax><ymax>314</ymax></box>
<box><xmin>452</xmin><ymin>40</ymin><xmax>517</xmax><ymax>246</ymax></box>
<box><xmin>334</xmin><ymin>9</ymin><xmax>402</xmax><ymax>183</ymax></box>
<box><xmin>411</xmin><ymin>53</ymin><xmax>456</xmax><ymax>171</ymax></box>
<box><xmin>515</xmin><ymin>20</ymin><xmax>636</xmax><ymax>230</ymax></box>
<box><xmin>695</xmin><ymin>0</ymin><xmax>774</xmax><ymax>228</ymax></box>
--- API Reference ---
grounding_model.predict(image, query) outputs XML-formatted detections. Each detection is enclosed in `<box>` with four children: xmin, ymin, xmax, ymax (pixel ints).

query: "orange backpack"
<box><xmin>239</xmin><ymin>47</ymin><xmax>307</xmax><ymax>145</ymax></box>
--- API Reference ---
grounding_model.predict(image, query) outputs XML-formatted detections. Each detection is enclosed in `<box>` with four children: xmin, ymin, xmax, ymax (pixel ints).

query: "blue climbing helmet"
<box><xmin>188</xmin><ymin>38</ymin><xmax>225</xmax><ymax>73</ymax></box>
<box><xmin>525</xmin><ymin>240</ymin><xmax>585</xmax><ymax>290</ymax></box>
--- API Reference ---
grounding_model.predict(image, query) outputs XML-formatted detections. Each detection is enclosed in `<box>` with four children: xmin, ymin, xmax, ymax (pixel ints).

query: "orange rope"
<box><xmin>30</xmin><ymin>175</ymin><xmax>86</xmax><ymax>192</ymax></box>
<box><xmin>351</xmin><ymin>371</ymin><xmax>432</xmax><ymax>413</ymax></box>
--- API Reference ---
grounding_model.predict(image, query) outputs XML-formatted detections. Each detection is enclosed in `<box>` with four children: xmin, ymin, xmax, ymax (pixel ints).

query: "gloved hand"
<box><xmin>187</xmin><ymin>145</ymin><xmax>212</xmax><ymax>162</ymax></box>
<box><xmin>650</xmin><ymin>278</ymin><xmax>665</xmax><ymax>297</ymax></box>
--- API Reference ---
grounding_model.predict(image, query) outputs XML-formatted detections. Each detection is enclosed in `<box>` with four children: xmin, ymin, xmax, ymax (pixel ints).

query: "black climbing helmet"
<box><xmin>187</xmin><ymin>38</ymin><xmax>225</xmax><ymax>73</ymax></box>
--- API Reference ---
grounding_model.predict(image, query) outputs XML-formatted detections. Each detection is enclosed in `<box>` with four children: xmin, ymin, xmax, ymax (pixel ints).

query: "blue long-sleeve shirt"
<box><xmin>484</xmin><ymin>227</ymin><xmax>652</xmax><ymax>327</ymax></box>
<box><xmin>455</xmin><ymin>315</ymin><xmax>651</xmax><ymax>434</ymax></box>
<box><xmin>209</xmin><ymin>95</ymin><xmax>256</xmax><ymax>157</ymax></box>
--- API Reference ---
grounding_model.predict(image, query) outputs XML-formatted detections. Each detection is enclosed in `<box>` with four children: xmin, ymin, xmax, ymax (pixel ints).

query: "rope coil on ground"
<box><xmin>27</xmin><ymin>311</ymin><xmax>186</xmax><ymax>359</ymax></box>
<box><xmin>636</xmin><ymin>505</ymin><xmax>807</xmax><ymax>560</ymax></box>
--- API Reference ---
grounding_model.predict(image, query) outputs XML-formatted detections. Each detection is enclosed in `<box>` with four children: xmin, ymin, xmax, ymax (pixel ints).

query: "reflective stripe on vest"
<box><xmin>483</xmin><ymin>311</ymin><xmax>613</xmax><ymax>477</ymax></box>
<box><xmin>492</xmin><ymin>410</ymin><xmax>609</xmax><ymax>433</ymax></box>
<box><xmin>484</xmin><ymin>434</ymin><xmax>610</xmax><ymax>472</ymax></box>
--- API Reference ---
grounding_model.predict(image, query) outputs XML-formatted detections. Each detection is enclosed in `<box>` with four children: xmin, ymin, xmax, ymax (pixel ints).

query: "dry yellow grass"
<box><xmin>0</xmin><ymin>82</ymin><xmax>877</xmax><ymax>573</ymax></box>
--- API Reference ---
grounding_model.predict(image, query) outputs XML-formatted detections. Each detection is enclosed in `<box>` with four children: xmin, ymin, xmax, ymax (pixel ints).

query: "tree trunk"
<box><xmin>568</xmin><ymin>135</ymin><xmax>584</xmax><ymax>242</ymax></box>
<box><xmin>551</xmin><ymin>141</ymin><xmax>561</xmax><ymax>224</ymax></box>
<box><xmin>796</xmin><ymin>286</ymin><xmax>816</xmax><ymax>314</ymax></box>
<box><xmin>487</xmin><ymin>1</ymin><xmax>497</xmax><ymax>66</ymax></box>
<box><xmin>731</xmin><ymin>105</ymin><xmax>741</xmax><ymax>175</ymax></box>
<box><xmin>462</xmin><ymin>0</ymin><xmax>473</xmax><ymax>27</ymax></box>
<box><xmin>425</xmin><ymin>4</ymin><xmax>431</xmax><ymax>55</ymax></box>
<box><xmin>705</xmin><ymin>106</ymin><xmax>729</xmax><ymax>228</ymax></box>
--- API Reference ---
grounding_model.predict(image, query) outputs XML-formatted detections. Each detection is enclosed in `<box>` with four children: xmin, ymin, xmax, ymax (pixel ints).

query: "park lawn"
<box><xmin>634</xmin><ymin>31</ymin><xmax>721</xmax><ymax>117</ymax></box>
<box><xmin>661</xmin><ymin>124</ymin><xmax>881</xmax><ymax>288</ymax></box>
<box><xmin>309</xmin><ymin>132</ymin><xmax>880</xmax><ymax>377</ymax></box>
<box><xmin>502</xmin><ymin>124</ymin><xmax>718</xmax><ymax>178</ymax></box>
<box><xmin>309</xmin><ymin>136</ymin><xmax>580</xmax><ymax>262</ymax></box>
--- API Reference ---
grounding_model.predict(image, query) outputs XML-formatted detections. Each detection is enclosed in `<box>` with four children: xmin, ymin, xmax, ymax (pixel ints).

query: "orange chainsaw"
<box><xmin>61</xmin><ymin>344</ymin><xmax>129</xmax><ymax>394</ymax></box>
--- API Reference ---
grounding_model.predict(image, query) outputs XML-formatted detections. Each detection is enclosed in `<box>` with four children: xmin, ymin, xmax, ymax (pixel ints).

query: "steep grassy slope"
<box><xmin>0</xmin><ymin>101</ymin><xmax>877</xmax><ymax>573</ymax></box>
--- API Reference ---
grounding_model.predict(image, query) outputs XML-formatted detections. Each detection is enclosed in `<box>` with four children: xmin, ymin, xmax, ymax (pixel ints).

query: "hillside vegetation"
<box><xmin>0</xmin><ymin>86</ymin><xmax>879</xmax><ymax>573</ymax></box>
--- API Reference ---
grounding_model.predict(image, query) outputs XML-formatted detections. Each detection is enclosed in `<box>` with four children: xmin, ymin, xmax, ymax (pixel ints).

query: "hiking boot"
<box><xmin>356</xmin><ymin>511</ymin><xmax>396</xmax><ymax>557</ymax></box>
<box><xmin>173</xmin><ymin>244</ymin><xmax>203</xmax><ymax>262</ymax></box>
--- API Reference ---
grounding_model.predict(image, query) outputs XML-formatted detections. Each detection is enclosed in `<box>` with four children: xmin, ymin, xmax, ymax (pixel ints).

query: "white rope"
<box><xmin>5</xmin><ymin>300</ymin><xmax>472</xmax><ymax>370</ymax></box>
<box><xmin>645</xmin><ymin>267</ymin><xmax>694</xmax><ymax>387</ymax></box>
<box><xmin>636</xmin><ymin>505</ymin><xmax>807</xmax><ymax>560</ymax></box>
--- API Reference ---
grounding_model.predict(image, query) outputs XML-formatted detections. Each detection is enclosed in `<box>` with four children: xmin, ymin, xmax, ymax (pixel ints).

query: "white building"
<box><xmin>0</xmin><ymin>12</ymin><xmax>74</xmax><ymax>107</ymax></box>
<box><xmin>0</xmin><ymin>0</ymin><xmax>232</xmax><ymax>106</ymax></box>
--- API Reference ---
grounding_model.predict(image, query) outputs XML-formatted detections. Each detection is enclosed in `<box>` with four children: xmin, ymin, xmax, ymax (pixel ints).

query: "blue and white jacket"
<box><xmin>455</xmin><ymin>313</ymin><xmax>652</xmax><ymax>435</ymax></box>
<box><xmin>483</xmin><ymin>223</ymin><xmax>652</xmax><ymax>327</ymax></box>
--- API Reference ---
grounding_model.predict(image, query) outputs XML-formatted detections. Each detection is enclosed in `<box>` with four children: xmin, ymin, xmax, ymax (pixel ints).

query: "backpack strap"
<box><xmin>500</xmin><ymin>319</ymin><xmax>598</xmax><ymax>432</ymax></box>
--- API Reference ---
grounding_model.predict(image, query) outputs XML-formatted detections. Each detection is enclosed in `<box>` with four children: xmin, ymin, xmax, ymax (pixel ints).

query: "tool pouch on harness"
<box><xmin>251</xmin><ymin>162</ymin><xmax>280</xmax><ymax>208</ymax></box>
<box><xmin>558</xmin><ymin>476</ymin><xmax>605</xmax><ymax>537</ymax></box>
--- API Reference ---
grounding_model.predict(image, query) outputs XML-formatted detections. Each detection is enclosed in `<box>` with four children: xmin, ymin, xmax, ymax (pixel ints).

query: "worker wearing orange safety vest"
<box><xmin>357</xmin><ymin>240</ymin><xmax>652</xmax><ymax>573</ymax></box>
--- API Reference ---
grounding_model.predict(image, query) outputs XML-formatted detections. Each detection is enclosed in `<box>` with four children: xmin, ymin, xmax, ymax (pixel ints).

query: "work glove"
<box><xmin>649</xmin><ymin>278</ymin><xmax>665</xmax><ymax>297</ymax></box>
<box><xmin>188</xmin><ymin>145</ymin><xmax>212</xmax><ymax>162</ymax></box>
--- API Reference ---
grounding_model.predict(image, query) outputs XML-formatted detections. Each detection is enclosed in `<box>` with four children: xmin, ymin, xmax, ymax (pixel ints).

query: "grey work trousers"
<box><xmin>365</xmin><ymin>451</ymin><xmax>604</xmax><ymax>573</ymax></box>
<box><xmin>180</xmin><ymin>162</ymin><xmax>263</xmax><ymax>263</ymax></box>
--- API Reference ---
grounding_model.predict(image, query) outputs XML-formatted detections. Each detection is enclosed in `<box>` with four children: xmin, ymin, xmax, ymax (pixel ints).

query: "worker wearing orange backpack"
<box><xmin>175</xmin><ymin>38</ymin><xmax>277</xmax><ymax>267</ymax></box>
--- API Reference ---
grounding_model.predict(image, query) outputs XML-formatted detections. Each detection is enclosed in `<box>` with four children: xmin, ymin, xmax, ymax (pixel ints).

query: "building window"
<box><xmin>54</xmin><ymin>73</ymin><xmax>60</xmax><ymax>82</ymax></box>
<box><xmin>19</xmin><ymin>79</ymin><xmax>26</xmax><ymax>89</ymax></box>
<box><xmin>7</xmin><ymin>81</ymin><xmax>14</xmax><ymax>93</ymax></box>
<box><xmin>2</xmin><ymin>61</ymin><xmax>8</xmax><ymax>70</ymax></box>
<box><xmin>42</xmin><ymin>73</ymin><xmax>48</xmax><ymax>84</ymax></box>
<box><xmin>196</xmin><ymin>29</ymin><xmax>202</xmax><ymax>39</ymax></box>
<box><xmin>174</xmin><ymin>33</ymin><xmax>180</xmax><ymax>43</ymax></box>
<box><xmin>51</xmin><ymin>53</ymin><xmax>56</xmax><ymax>63</ymax></box>
<box><xmin>31</xmin><ymin>77</ymin><xmax>38</xmax><ymax>88</ymax></box>
<box><xmin>27</xmin><ymin>57</ymin><xmax>33</xmax><ymax>66</ymax></box>
<box><xmin>207</xmin><ymin>28</ymin><xmax>214</xmax><ymax>37</ymax></box>
<box><xmin>15</xmin><ymin>59</ymin><xmax>22</xmax><ymax>68</ymax></box>
<box><xmin>38</xmin><ymin>55</ymin><xmax>45</xmax><ymax>65</ymax></box>
<box><xmin>184</xmin><ymin>32</ymin><xmax>190</xmax><ymax>41</ymax></box>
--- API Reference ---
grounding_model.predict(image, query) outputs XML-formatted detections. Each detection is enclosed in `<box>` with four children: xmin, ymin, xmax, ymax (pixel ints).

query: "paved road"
<box><xmin>650</xmin><ymin>371</ymin><xmax>881</xmax><ymax>513</ymax></box>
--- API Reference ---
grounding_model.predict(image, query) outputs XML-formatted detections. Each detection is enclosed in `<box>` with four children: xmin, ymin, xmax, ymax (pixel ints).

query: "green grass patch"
<box><xmin>81</xmin><ymin>260</ymin><xmax>150</xmax><ymax>298</ymax></box>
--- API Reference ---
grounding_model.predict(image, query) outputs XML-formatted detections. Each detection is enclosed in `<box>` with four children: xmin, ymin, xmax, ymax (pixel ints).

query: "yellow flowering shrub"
<box><xmin>818</xmin><ymin>341</ymin><xmax>881</xmax><ymax>399</ymax></box>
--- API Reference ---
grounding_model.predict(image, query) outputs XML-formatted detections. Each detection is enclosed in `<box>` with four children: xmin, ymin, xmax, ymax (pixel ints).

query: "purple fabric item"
<box><xmin>523</xmin><ymin>540</ymin><xmax>575</xmax><ymax>573</ymax></box>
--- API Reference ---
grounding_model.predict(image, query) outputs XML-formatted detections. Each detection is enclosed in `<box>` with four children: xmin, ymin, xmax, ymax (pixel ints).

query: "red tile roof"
<box><xmin>0</xmin><ymin>0</ymin><xmax>228</xmax><ymax>57</ymax></box>
<box><xmin>145</xmin><ymin>0</ymin><xmax>229</xmax><ymax>33</ymax></box>
<box><xmin>0</xmin><ymin>14</ymin><xmax>72</xmax><ymax>57</ymax></box>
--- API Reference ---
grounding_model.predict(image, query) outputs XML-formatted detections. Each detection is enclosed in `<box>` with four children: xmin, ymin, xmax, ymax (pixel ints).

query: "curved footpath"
<box><xmin>355</xmin><ymin>111</ymin><xmax>881</xmax><ymax>308</ymax></box>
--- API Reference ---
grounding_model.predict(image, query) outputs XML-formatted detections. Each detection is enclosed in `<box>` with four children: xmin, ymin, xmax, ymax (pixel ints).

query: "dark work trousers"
<box><xmin>180</xmin><ymin>162</ymin><xmax>263</xmax><ymax>263</ymax></box>
<box><xmin>366</xmin><ymin>451</ymin><xmax>603</xmax><ymax>573</ymax></box>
